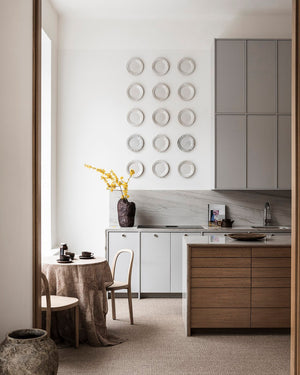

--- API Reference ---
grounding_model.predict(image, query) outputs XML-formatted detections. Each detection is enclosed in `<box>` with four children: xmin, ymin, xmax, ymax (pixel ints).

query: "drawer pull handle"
<box><xmin>184</xmin><ymin>234</ymin><xmax>188</xmax><ymax>237</ymax></box>
<box><xmin>154</xmin><ymin>234</ymin><xmax>158</xmax><ymax>238</ymax></box>
<box><xmin>122</xmin><ymin>234</ymin><xmax>126</xmax><ymax>238</ymax></box>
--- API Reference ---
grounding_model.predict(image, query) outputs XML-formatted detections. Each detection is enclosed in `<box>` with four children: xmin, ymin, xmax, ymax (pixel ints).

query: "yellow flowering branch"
<box><xmin>84</xmin><ymin>164</ymin><xmax>135</xmax><ymax>199</ymax></box>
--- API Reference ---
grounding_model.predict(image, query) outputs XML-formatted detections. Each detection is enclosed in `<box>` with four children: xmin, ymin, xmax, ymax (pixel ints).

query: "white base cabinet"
<box><xmin>107</xmin><ymin>232</ymin><xmax>139</xmax><ymax>293</ymax></box>
<box><xmin>141</xmin><ymin>232</ymin><xmax>171</xmax><ymax>293</ymax></box>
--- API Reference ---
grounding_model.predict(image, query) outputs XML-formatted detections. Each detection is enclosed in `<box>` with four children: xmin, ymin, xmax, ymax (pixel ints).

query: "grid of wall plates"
<box><xmin>126</xmin><ymin>56</ymin><xmax>197</xmax><ymax>179</ymax></box>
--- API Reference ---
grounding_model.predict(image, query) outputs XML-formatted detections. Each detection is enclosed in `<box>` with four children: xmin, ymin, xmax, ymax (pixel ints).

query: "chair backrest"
<box><xmin>41</xmin><ymin>272</ymin><xmax>51</xmax><ymax>311</ymax></box>
<box><xmin>111</xmin><ymin>249</ymin><xmax>134</xmax><ymax>286</ymax></box>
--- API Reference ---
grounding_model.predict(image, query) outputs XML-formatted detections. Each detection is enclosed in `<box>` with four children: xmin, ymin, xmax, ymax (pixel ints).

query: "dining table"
<box><xmin>42</xmin><ymin>256</ymin><xmax>123</xmax><ymax>346</ymax></box>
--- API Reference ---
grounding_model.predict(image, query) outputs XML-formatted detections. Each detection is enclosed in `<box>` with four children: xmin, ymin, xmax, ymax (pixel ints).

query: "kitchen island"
<box><xmin>182</xmin><ymin>235</ymin><xmax>291</xmax><ymax>335</ymax></box>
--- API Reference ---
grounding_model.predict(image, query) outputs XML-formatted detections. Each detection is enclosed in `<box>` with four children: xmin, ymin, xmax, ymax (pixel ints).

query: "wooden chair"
<box><xmin>106</xmin><ymin>249</ymin><xmax>134</xmax><ymax>324</ymax></box>
<box><xmin>41</xmin><ymin>272</ymin><xmax>80</xmax><ymax>348</ymax></box>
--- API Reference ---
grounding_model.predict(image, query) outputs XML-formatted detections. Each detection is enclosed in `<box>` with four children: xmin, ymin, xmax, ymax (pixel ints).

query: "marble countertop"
<box><xmin>106</xmin><ymin>225</ymin><xmax>291</xmax><ymax>233</ymax></box>
<box><xmin>183</xmin><ymin>234</ymin><xmax>291</xmax><ymax>247</ymax></box>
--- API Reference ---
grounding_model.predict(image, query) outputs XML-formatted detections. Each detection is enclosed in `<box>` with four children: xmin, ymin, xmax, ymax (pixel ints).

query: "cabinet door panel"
<box><xmin>171</xmin><ymin>233</ymin><xmax>192</xmax><ymax>293</ymax></box>
<box><xmin>278</xmin><ymin>40</ymin><xmax>292</xmax><ymax>114</ymax></box>
<box><xmin>247</xmin><ymin>40</ymin><xmax>276</xmax><ymax>113</ymax></box>
<box><xmin>216</xmin><ymin>40</ymin><xmax>245</xmax><ymax>113</ymax></box>
<box><xmin>141</xmin><ymin>233</ymin><xmax>170</xmax><ymax>293</ymax></box>
<box><xmin>216</xmin><ymin>115</ymin><xmax>246</xmax><ymax>188</ymax></box>
<box><xmin>278</xmin><ymin>115</ymin><xmax>291</xmax><ymax>189</ymax></box>
<box><xmin>108</xmin><ymin>232</ymin><xmax>139</xmax><ymax>293</ymax></box>
<box><xmin>247</xmin><ymin>115</ymin><xmax>277</xmax><ymax>188</ymax></box>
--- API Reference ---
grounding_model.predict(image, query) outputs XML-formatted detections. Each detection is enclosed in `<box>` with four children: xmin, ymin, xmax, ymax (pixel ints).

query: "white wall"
<box><xmin>42</xmin><ymin>0</ymin><xmax>58</xmax><ymax>248</ymax></box>
<box><xmin>56</xmin><ymin>10</ymin><xmax>291</xmax><ymax>255</ymax></box>
<box><xmin>0</xmin><ymin>0</ymin><xmax>33</xmax><ymax>340</ymax></box>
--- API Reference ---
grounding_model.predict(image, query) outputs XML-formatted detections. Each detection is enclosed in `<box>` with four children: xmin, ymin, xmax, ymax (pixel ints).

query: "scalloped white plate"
<box><xmin>126</xmin><ymin>57</ymin><xmax>144</xmax><ymax>76</ymax></box>
<box><xmin>152</xmin><ymin>57</ymin><xmax>170</xmax><ymax>76</ymax></box>
<box><xmin>127</xmin><ymin>108</ymin><xmax>145</xmax><ymax>126</ymax></box>
<box><xmin>153</xmin><ymin>83</ymin><xmax>170</xmax><ymax>101</ymax></box>
<box><xmin>127</xmin><ymin>160</ymin><xmax>144</xmax><ymax>178</ymax></box>
<box><xmin>152</xmin><ymin>160</ymin><xmax>170</xmax><ymax>178</ymax></box>
<box><xmin>153</xmin><ymin>135</ymin><xmax>170</xmax><ymax>153</ymax></box>
<box><xmin>152</xmin><ymin>108</ymin><xmax>170</xmax><ymax>126</ymax></box>
<box><xmin>127</xmin><ymin>83</ymin><xmax>144</xmax><ymax>101</ymax></box>
<box><xmin>178</xmin><ymin>57</ymin><xmax>196</xmax><ymax>75</ymax></box>
<box><xmin>178</xmin><ymin>83</ymin><xmax>196</xmax><ymax>101</ymax></box>
<box><xmin>127</xmin><ymin>134</ymin><xmax>144</xmax><ymax>152</ymax></box>
<box><xmin>178</xmin><ymin>108</ymin><xmax>196</xmax><ymax>127</ymax></box>
<box><xmin>178</xmin><ymin>161</ymin><xmax>196</xmax><ymax>178</ymax></box>
<box><xmin>177</xmin><ymin>134</ymin><xmax>195</xmax><ymax>152</ymax></box>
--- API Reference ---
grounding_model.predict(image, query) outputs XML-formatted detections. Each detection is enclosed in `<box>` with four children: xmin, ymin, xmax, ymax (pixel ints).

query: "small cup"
<box><xmin>60</xmin><ymin>254</ymin><xmax>71</xmax><ymax>261</ymax></box>
<box><xmin>81</xmin><ymin>251</ymin><xmax>93</xmax><ymax>258</ymax></box>
<box><xmin>65</xmin><ymin>251</ymin><xmax>75</xmax><ymax>260</ymax></box>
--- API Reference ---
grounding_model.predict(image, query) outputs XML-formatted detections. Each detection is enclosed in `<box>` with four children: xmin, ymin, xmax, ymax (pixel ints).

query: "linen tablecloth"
<box><xmin>42</xmin><ymin>256</ymin><xmax>122</xmax><ymax>346</ymax></box>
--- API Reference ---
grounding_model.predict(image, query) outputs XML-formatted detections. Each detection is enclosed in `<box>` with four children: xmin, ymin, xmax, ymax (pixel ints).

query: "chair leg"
<box><xmin>46</xmin><ymin>309</ymin><xmax>51</xmax><ymax>338</ymax></box>
<box><xmin>127</xmin><ymin>287</ymin><xmax>134</xmax><ymax>325</ymax></box>
<box><xmin>74</xmin><ymin>305</ymin><xmax>79</xmax><ymax>348</ymax></box>
<box><xmin>111</xmin><ymin>290</ymin><xmax>116</xmax><ymax>320</ymax></box>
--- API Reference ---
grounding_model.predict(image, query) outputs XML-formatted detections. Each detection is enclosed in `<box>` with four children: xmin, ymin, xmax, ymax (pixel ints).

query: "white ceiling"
<box><xmin>50</xmin><ymin>0</ymin><xmax>292</xmax><ymax>19</ymax></box>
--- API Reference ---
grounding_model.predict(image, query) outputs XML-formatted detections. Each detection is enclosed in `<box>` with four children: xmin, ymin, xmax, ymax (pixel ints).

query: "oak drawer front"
<box><xmin>252</xmin><ymin>267</ymin><xmax>290</xmax><ymax>278</ymax></box>
<box><xmin>192</xmin><ymin>258</ymin><xmax>251</xmax><ymax>268</ymax></box>
<box><xmin>252</xmin><ymin>247</ymin><xmax>291</xmax><ymax>258</ymax></box>
<box><xmin>252</xmin><ymin>258</ymin><xmax>291</xmax><ymax>268</ymax></box>
<box><xmin>251</xmin><ymin>308</ymin><xmax>290</xmax><ymax>328</ymax></box>
<box><xmin>192</xmin><ymin>248</ymin><xmax>251</xmax><ymax>258</ymax></box>
<box><xmin>191</xmin><ymin>288</ymin><xmax>250</xmax><ymax>308</ymax></box>
<box><xmin>252</xmin><ymin>288</ymin><xmax>291</xmax><ymax>307</ymax></box>
<box><xmin>192</xmin><ymin>277</ymin><xmax>251</xmax><ymax>288</ymax></box>
<box><xmin>191</xmin><ymin>308</ymin><xmax>250</xmax><ymax>328</ymax></box>
<box><xmin>252</xmin><ymin>277</ymin><xmax>291</xmax><ymax>288</ymax></box>
<box><xmin>192</xmin><ymin>268</ymin><xmax>251</xmax><ymax>278</ymax></box>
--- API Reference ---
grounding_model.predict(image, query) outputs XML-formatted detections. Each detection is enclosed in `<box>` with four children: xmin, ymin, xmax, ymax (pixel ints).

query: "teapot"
<box><xmin>221</xmin><ymin>219</ymin><xmax>234</xmax><ymax>228</ymax></box>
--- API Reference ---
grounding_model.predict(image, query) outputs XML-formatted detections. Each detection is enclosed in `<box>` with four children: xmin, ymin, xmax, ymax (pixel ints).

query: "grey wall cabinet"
<box><xmin>215</xmin><ymin>39</ymin><xmax>291</xmax><ymax>190</ymax></box>
<box><xmin>108</xmin><ymin>232</ymin><xmax>140</xmax><ymax>293</ymax></box>
<box><xmin>141</xmin><ymin>232</ymin><xmax>171</xmax><ymax>293</ymax></box>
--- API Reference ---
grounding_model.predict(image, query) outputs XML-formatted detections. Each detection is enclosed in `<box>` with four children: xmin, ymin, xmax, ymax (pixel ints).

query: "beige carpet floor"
<box><xmin>57</xmin><ymin>298</ymin><xmax>289</xmax><ymax>375</ymax></box>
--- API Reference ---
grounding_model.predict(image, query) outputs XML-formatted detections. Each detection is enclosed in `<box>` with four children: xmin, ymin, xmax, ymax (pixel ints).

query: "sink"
<box><xmin>251</xmin><ymin>226</ymin><xmax>291</xmax><ymax>230</ymax></box>
<box><xmin>137</xmin><ymin>225</ymin><xmax>204</xmax><ymax>229</ymax></box>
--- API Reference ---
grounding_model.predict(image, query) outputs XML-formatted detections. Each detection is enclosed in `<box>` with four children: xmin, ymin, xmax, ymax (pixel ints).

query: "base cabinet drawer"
<box><xmin>252</xmin><ymin>288</ymin><xmax>291</xmax><ymax>308</ymax></box>
<box><xmin>251</xmin><ymin>308</ymin><xmax>290</xmax><ymax>328</ymax></box>
<box><xmin>192</xmin><ymin>288</ymin><xmax>250</xmax><ymax>308</ymax></box>
<box><xmin>191</xmin><ymin>308</ymin><xmax>250</xmax><ymax>328</ymax></box>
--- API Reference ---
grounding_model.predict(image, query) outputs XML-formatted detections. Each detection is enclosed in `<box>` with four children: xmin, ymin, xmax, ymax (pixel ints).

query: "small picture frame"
<box><xmin>208</xmin><ymin>204</ymin><xmax>225</xmax><ymax>227</ymax></box>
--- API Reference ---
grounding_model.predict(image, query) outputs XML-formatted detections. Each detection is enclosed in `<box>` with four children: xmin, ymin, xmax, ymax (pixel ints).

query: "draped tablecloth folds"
<box><xmin>42</xmin><ymin>256</ymin><xmax>123</xmax><ymax>346</ymax></box>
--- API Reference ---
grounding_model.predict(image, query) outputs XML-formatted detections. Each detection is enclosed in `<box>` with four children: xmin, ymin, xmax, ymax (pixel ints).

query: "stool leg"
<box><xmin>111</xmin><ymin>290</ymin><xmax>116</xmax><ymax>320</ymax></box>
<box><xmin>127</xmin><ymin>286</ymin><xmax>134</xmax><ymax>325</ymax></box>
<box><xmin>75</xmin><ymin>305</ymin><xmax>79</xmax><ymax>348</ymax></box>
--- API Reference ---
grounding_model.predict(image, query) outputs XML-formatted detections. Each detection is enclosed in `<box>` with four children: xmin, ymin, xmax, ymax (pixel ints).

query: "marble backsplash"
<box><xmin>109</xmin><ymin>190</ymin><xmax>291</xmax><ymax>227</ymax></box>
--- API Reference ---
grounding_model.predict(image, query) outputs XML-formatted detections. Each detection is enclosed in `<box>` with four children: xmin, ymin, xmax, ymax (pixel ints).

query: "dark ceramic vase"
<box><xmin>0</xmin><ymin>329</ymin><xmax>58</xmax><ymax>375</ymax></box>
<box><xmin>117</xmin><ymin>199</ymin><xmax>136</xmax><ymax>227</ymax></box>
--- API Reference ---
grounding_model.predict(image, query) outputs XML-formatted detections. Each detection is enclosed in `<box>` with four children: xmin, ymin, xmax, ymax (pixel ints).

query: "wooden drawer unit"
<box><xmin>252</xmin><ymin>267</ymin><xmax>291</xmax><ymax>278</ymax></box>
<box><xmin>252</xmin><ymin>288</ymin><xmax>291</xmax><ymax>308</ymax></box>
<box><xmin>192</xmin><ymin>277</ymin><xmax>251</xmax><ymax>288</ymax></box>
<box><xmin>252</xmin><ymin>277</ymin><xmax>290</xmax><ymax>288</ymax></box>
<box><xmin>192</xmin><ymin>267</ymin><xmax>251</xmax><ymax>278</ymax></box>
<box><xmin>252</xmin><ymin>247</ymin><xmax>290</xmax><ymax>257</ymax></box>
<box><xmin>192</xmin><ymin>247</ymin><xmax>251</xmax><ymax>258</ymax></box>
<box><xmin>251</xmin><ymin>308</ymin><xmax>290</xmax><ymax>328</ymax></box>
<box><xmin>191</xmin><ymin>308</ymin><xmax>250</xmax><ymax>328</ymax></box>
<box><xmin>192</xmin><ymin>288</ymin><xmax>250</xmax><ymax>308</ymax></box>
<box><xmin>192</xmin><ymin>257</ymin><xmax>251</xmax><ymax>268</ymax></box>
<box><xmin>252</xmin><ymin>258</ymin><xmax>290</xmax><ymax>268</ymax></box>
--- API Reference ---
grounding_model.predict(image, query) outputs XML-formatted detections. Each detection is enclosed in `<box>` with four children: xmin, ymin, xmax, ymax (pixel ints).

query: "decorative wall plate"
<box><xmin>127</xmin><ymin>108</ymin><xmax>145</xmax><ymax>126</ymax></box>
<box><xmin>177</xmin><ymin>134</ymin><xmax>195</xmax><ymax>152</ymax></box>
<box><xmin>153</xmin><ymin>83</ymin><xmax>170</xmax><ymax>101</ymax></box>
<box><xmin>178</xmin><ymin>58</ymin><xmax>196</xmax><ymax>75</ymax></box>
<box><xmin>127</xmin><ymin>83</ymin><xmax>144</xmax><ymax>101</ymax></box>
<box><xmin>152</xmin><ymin>108</ymin><xmax>170</xmax><ymax>126</ymax></box>
<box><xmin>178</xmin><ymin>161</ymin><xmax>196</xmax><ymax>178</ymax></box>
<box><xmin>152</xmin><ymin>135</ymin><xmax>170</xmax><ymax>153</ymax></box>
<box><xmin>127</xmin><ymin>134</ymin><xmax>144</xmax><ymax>152</ymax></box>
<box><xmin>178</xmin><ymin>108</ymin><xmax>196</xmax><ymax>127</ymax></box>
<box><xmin>127</xmin><ymin>160</ymin><xmax>144</xmax><ymax>178</ymax></box>
<box><xmin>178</xmin><ymin>83</ymin><xmax>196</xmax><ymax>101</ymax></box>
<box><xmin>152</xmin><ymin>160</ymin><xmax>170</xmax><ymax>178</ymax></box>
<box><xmin>126</xmin><ymin>57</ymin><xmax>144</xmax><ymax>76</ymax></box>
<box><xmin>152</xmin><ymin>57</ymin><xmax>170</xmax><ymax>76</ymax></box>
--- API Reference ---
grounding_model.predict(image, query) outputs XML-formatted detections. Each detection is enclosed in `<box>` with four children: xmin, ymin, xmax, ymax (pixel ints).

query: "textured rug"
<box><xmin>57</xmin><ymin>298</ymin><xmax>289</xmax><ymax>375</ymax></box>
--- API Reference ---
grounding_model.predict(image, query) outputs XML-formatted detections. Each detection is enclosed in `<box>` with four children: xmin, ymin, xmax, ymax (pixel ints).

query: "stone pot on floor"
<box><xmin>0</xmin><ymin>328</ymin><xmax>59</xmax><ymax>375</ymax></box>
<box><xmin>117</xmin><ymin>198</ymin><xmax>136</xmax><ymax>227</ymax></box>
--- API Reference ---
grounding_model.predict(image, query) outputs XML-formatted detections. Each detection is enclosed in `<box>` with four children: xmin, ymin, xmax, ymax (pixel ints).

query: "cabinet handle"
<box><xmin>122</xmin><ymin>234</ymin><xmax>126</xmax><ymax>238</ymax></box>
<box><xmin>154</xmin><ymin>234</ymin><xmax>158</xmax><ymax>238</ymax></box>
<box><xmin>184</xmin><ymin>234</ymin><xmax>188</xmax><ymax>237</ymax></box>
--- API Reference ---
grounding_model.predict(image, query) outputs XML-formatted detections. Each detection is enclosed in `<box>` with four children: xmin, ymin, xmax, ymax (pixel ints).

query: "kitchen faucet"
<box><xmin>263</xmin><ymin>202</ymin><xmax>272</xmax><ymax>226</ymax></box>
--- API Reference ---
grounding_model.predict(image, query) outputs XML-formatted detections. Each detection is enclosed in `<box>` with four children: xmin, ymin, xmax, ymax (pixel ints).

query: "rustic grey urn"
<box><xmin>0</xmin><ymin>329</ymin><xmax>58</xmax><ymax>375</ymax></box>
